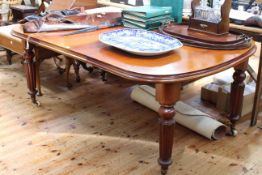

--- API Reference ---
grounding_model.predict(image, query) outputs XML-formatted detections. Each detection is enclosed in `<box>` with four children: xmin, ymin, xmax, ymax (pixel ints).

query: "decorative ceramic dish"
<box><xmin>99</xmin><ymin>28</ymin><xmax>183</xmax><ymax>56</ymax></box>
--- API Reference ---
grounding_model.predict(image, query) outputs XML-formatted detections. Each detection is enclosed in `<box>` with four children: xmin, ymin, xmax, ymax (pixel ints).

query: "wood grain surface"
<box><xmin>0</xmin><ymin>54</ymin><xmax>261</xmax><ymax>175</ymax></box>
<box><xmin>12</xmin><ymin>25</ymin><xmax>256</xmax><ymax>83</ymax></box>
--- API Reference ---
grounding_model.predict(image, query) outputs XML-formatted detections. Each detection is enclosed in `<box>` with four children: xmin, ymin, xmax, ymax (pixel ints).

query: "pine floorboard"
<box><xmin>0</xmin><ymin>52</ymin><xmax>261</xmax><ymax>175</ymax></box>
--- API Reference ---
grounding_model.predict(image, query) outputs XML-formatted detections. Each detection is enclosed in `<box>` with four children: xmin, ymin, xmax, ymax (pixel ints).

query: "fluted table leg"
<box><xmin>23</xmin><ymin>44</ymin><xmax>37</xmax><ymax>104</ymax></box>
<box><xmin>156</xmin><ymin>83</ymin><xmax>181</xmax><ymax>175</ymax></box>
<box><xmin>228</xmin><ymin>60</ymin><xmax>248</xmax><ymax>136</ymax></box>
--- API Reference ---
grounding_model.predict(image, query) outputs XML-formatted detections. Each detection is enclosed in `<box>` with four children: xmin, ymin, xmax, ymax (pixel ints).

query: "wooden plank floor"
<box><xmin>0</xmin><ymin>53</ymin><xmax>261</xmax><ymax>175</ymax></box>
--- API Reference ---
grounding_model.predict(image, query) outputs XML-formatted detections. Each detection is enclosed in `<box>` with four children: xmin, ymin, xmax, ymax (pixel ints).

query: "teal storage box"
<box><xmin>151</xmin><ymin>0</ymin><xmax>183</xmax><ymax>23</ymax></box>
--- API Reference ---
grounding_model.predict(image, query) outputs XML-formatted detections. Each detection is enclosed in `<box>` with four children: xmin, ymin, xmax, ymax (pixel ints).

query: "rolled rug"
<box><xmin>130</xmin><ymin>85</ymin><xmax>227</xmax><ymax>140</ymax></box>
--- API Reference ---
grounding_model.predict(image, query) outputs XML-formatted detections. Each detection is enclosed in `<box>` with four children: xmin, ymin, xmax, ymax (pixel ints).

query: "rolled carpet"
<box><xmin>130</xmin><ymin>85</ymin><xmax>227</xmax><ymax>140</ymax></box>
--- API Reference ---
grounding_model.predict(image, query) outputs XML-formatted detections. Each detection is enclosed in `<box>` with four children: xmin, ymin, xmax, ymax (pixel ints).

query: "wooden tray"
<box><xmin>160</xmin><ymin>23</ymin><xmax>252</xmax><ymax>50</ymax></box>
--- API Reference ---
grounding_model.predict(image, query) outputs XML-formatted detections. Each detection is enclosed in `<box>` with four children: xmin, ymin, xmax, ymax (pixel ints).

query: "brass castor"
<box><xmin>37</xmin><ymin>91</ymin><xmax>43</xmax><ymax>96</ymax></box>
<box><xmin>230</xmin><ymin>128</ymin><xmax>238</xmax><ymax>137</ymax></box>
<box><xmin>161</xmin><ymin>169</ymin><xmax>168</xmax><ymax>175</ymax></box>
<box><xmin>227</xmin><ymin>127</ymin><xmax>238</xmax><ymax>136</ymax></box>
<box><xmin>36</xmin><ymin>100</ymin><xmax>41</xmax><ymax>107</ymax></box>
<box><xmin>32</xmin><ymin>100</ymin><xmax>41</xmax><ymax>107</ymax></box>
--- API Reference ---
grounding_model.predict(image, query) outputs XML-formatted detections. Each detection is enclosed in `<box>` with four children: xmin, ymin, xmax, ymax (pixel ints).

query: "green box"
<box><xmin>151</xmin><ymin>0</ymin><xmax>184</xmax><ymax>23</ymax></box>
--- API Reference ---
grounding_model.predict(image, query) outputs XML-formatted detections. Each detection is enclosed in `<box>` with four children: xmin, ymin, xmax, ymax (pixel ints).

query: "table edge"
<box><xmin>12</xmin><ymin>28</ymin><xmax>257</xmax><ymax>83</ymax></box>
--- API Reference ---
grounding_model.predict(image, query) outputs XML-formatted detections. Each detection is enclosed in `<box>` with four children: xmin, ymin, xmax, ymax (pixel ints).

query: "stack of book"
<box><xmin>122</xmin><ymin>6</ymin><xmax>173</xmax><ymax>30</ymax></box>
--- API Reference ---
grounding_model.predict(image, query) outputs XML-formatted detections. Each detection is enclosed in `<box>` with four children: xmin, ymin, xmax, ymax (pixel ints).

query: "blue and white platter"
<box><xmin>99</xmin><ymin>28</ymin><xmax>183</xmax><ymax>56</ymax></box>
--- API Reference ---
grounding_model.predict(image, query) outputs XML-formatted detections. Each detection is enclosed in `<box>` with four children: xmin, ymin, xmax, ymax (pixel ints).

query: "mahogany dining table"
<box><xmin>12</xmin><ymin>25</ymin><xmax>256</xmax><ymax>175</ymax></box>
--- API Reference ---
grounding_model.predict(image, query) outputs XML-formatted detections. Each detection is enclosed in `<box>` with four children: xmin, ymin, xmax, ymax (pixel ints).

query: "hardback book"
<box><xmin>123</xmin><ymin>17</ymin><xmax>172</xmax><ymax>27</ymax></box>
<box><xmin>122</xmin><ymin>6</ymin><xmax>172</xmax><ymax>19</ymax></box>
<box><xmin>123</xmin><ymin>13</ymin><xmax>172</xmax><ymax>23</ymax></box>
<box><xmin>123</xmin><ymin>20</ymin><xmax>162</xmax><ymax>30</ymax></box>
<box><xmin>110</xmin><ymin>0</ymin><xmax>128</xmax><ymax>5</ymax></box>
<box><xmin>123</xmin><ymin>19</ymin><xmax>161</xmax><ymax>28</ymax></box>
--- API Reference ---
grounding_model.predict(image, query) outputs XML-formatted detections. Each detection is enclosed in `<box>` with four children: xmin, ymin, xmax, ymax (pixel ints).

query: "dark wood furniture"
<box><xmin>12</xmin><ymin>25</ymin><xmax>256</xmax><ymax>174</ymax></box>
<box><xmin>47</xmin><ymin>0</ymin><xmax>97</xmax><ymax>11</ymax></box>
<box><xmin>10</xmin><ymin>5</ymin><xmax>38</xmax><ymax>22</ymax></box>
<box><xmin>1</xmin><ymin>1</ymin><xmax>38</xmax><ymax>64</ymax></box>
<box><xmin>229</xmin><ymin>23</ymin><xmax>262</xmax><ymax>126</ymax></box>
<box><xmin>161</xmin><ymin>23</ymin><xmax>251</xmax><ymax>50</ymax></box>
<box><xmin>189</xmin><ymin>0</ymin><xmax>231</xmax><ymax>35</ymax></box>
<box><xmin>0</xmin><ymin>0</ymin><xmax>98</xmax><ymax>95</ymax></box>
<box><xmin>0</xmin><ymin>10</ymin><xmax>13</xmax><ymax>64</ymax></box>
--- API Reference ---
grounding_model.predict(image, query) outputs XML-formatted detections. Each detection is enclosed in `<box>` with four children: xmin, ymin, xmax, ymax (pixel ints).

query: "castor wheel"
<box><xmin>161</xmin><ymin>169</ymin><xmax>168</xmax><ymax>175</ymax></box>
<box><xmin>36</xmin><ymin>100</ymin><xmax>41</xmax><ymax>107</ymax></box>
<box><xmin>231</xmin><ymin>129</ymin><xmax>238</xmax><ymax>136</ymax></box>
<box><xmin>227</xmin><ymin>128</ymin><xmax>238</xmax><ymax>136</ymax></box>
<box><xmin>37</xmin><ymin>91</ymin><xmax>43</xmax><ymax>96</ymax></box>
<box><xmin>32</xmin><ymin>100</ymin><xmax>41</xmax><ymax>107</ymax></box>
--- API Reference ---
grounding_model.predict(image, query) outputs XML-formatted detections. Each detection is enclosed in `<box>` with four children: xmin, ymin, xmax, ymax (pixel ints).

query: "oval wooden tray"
<box><xmin>160</xmin><ymin>23</ymin><xmax>252</xmax><ymax>50</ymax></box>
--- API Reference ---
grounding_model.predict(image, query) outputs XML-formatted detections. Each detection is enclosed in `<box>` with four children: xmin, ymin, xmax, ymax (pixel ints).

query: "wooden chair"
<box><xmin>250</xmin><ymin>42</ymin><xmax>262</xmax><ymax>126</ymax></box>
<box><xmin>0</xmin><ymin>0</ymin><xmax>23</xmax><ymax>6</ymax></box>
<box><xmin>47</xmin><ymin>0</ymin><xmax>97</xmax><ymax>11</ymax></box>
<box><xmin>48</xmin><ymin>0</ymin><xmax>100</xmax><ymax>88</ymax></box>
<box><xmin>0</xmin><ymin>0</ymin><xmax>98</xmax><ymax>95</ymax></box>
<box><xmin>229</xmin><ymin>24</ymin><xmax>262</xmax><ymax>126</ymax></box>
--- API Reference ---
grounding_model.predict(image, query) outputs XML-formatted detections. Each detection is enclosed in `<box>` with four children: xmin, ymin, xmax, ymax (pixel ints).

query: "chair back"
<box><xmin>48</xmin><ymin>0</ymin><xmax>97</xmax><ymax>11</ymax></box>
<box><xmin>0</xmin><ymin>0</ymin><xmax>23</xmax><ymax>6</ymax></box>
<box><xmin>47</xmin><ymin>0</ymin><xmax>75</xmax><ymax>11</ymax></box>
<box><xmin>72</xmin><ymin>0</ymin><xmax>97</xmax><ymax>9</ymax></box>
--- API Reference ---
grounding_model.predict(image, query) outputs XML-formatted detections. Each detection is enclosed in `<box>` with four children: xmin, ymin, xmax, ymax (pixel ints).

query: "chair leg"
<box><xmin>53</xmin><ymin>56</ymin><xmax>65</xmax><ymax>75</ymax></box>
<box><xmin>250</xmin><ymin>43</ymin><xmax>262</xmax><ymax>126</ymax></box>
<box><xmin>79</xmin><ymin>61</ymin><xmax>94</xmax><ymax>73</ymax></box>
<box><xmin>101</xmin><ymin>71</ymin><xmax>108</xmax><ymax>82</ymax></box>
<box><xmin>65</xmin><ymin>58</ymin><xmax>73</xmax><ymax>88</ymax></box>
<box><xmin>73</xmin><ymin>60</ymin><xmax>81</xmax><ymax>83</ymax></box>
<box><xmin>5</xmin><ymin>49</ymin><xmax>12</xmax><ymax>65</ymax></box>
<box><xmin>35</xmin><ymin>60</ymin><xmax>43</xmax><ymax>96</ymax></box>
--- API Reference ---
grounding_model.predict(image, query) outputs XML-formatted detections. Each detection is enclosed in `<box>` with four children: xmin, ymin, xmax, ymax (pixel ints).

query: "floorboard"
<box><xmin>0</xmin><ymin>52</ymin><xmax>261</xmax><ymax>175</ymax></box>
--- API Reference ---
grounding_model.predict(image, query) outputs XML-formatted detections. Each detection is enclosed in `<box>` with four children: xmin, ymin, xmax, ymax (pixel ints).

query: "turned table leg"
<box><xmin>228</xmin><ymin>60</ymin><xmax>248</xmax><ymax>136</ymax></box>
<box><xmin>34</xmin><ymin>47</ymin><xmax>43</xmax><ymax>96</ymax></box>
<box><xmin>35</xmin><ymin>60</ymin><xmax>43</xmax><ymax>96</ymax></box>
<box><xmin>23</xmin><ymin>44</ymin><xmax>37</xmax><ymax>104</ymax></box>
<box><xmin>156</xmin><ymin>83</ymin><xmax>181</xmax><ymax>175</ymax></box>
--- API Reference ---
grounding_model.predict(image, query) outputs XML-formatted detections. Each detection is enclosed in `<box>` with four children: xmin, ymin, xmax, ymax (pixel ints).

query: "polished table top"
<box><xmin>12</xmin><ymin>25</ymin><xmax>256</xmax><ymax>83</ymax></box>
<box><xmin>11</xmin><ymin>24</ymin><xmax>258</xmax><ymax>174</ymax></box>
